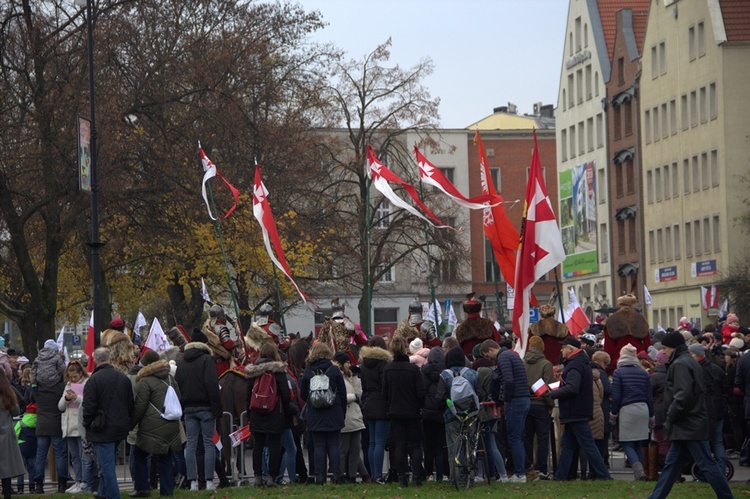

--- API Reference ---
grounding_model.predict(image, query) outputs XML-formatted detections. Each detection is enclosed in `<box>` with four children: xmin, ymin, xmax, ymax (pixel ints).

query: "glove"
<box><xmin>609</xmin><ymin>413</ymin><xmax>617</xmax><ymax>426</ymax></box>
<box><xmin>649</xmin><ymin>416</ymin><xmax>656</xmax><ymax>430</ymax></box>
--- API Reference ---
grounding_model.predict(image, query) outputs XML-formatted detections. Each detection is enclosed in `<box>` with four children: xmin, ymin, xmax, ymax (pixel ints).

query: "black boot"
<box><xmin>399</xmin><ymin>475</ymin><xmax>408</xmax><ymax>488</ymax></box>
<box><xmin>35</xmin><ymin>478</ymin><xmax>44</xmax><ymax>495</ymax></box>
<box><xmin>58</xmin><ymin>478</ymin><xmax>68</xmax><ymax>494</ymax></box>
<box><xmin>28</xmin><ymin>483</ymin><xmax>34</xmax><ymax>494</ymax></box>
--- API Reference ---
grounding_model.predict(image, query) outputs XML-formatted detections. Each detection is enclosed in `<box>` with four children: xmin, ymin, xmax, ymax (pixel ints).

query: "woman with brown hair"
<box><xmin>58</xmin><ymin>361</ymin><xmax>90</xmax><ymax>493</ymax></box>
<box><xmin>0</xmin><ymin>370</ymin><xmax>26</xmax><ymax>499</ymax></box>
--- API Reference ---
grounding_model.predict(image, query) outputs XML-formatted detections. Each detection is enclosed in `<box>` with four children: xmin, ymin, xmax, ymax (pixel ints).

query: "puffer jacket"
<box><xmin>129</xmin><ymin>360</ymin><xmax>182</xmax><ymax>455</ymax></box>
<box><xmin>495</xmin><ymin>347</ymin><xmax>529</xmax><ymax>402</ymax></box>
<box><xmin>420</xmin><ymin>347</ymin><xmax>445</xmax><ymax>423</ymax></box>
<box><xmin>651</xmin><ymin>363</ymin><xmax>668</xmax><ymax>426</ymax></box>
<box><xmin>31</xmin><ymin>348</ymin><xmax>65</xmax><ymax>387</ymax></box>
<box><xmin>58</xmin><ymin>378</ymin><xmax>88</xmax><ymax>438</ymax></box>
<box><xmin>611</xmin><ymin>362</ymin><xmax>654</xmax><ymax>417</ymax></box>
<box><xmin>341</xmin><ymin>372</ymin><xmax>365</xmax><ymax>433</ymax></box>
<box><xmin>550</xmin><ymin>349</ymin><xmax>593</xmax><ymax>424</ymax></box>
<box><xmin>523</xmin><ymin>347</ymin><xmax>554</xmax><ymax>408</ymax></box>
<box><xmin>244</xmin><ymin>359</ymin><xmax>290</xmax><ymax>435</ymax></box>
<box><xmin>175</xmin><ymin>342</ymin><xmax>222</xmax><ymax>419</ymax></box>
<box><xmin>590</xmin><ymin>366</ymin><xmax>604</xmax><ymax>440</ymax></box>
<box><xmin>664</xmin><ymin>344</ymin><xmax>710</xmax><ymax>441</ymax></box>
<box><xmin>300</xmin><ymin>354</ymin><xmax>347</xmax><ymax>432</ymax></box>
<box><xmin>359</xmin><ymin>346</ymin><xmax>393</xmax><ymax>421</ymax></box>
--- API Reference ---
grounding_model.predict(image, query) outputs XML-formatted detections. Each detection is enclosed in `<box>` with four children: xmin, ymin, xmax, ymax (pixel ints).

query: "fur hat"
<box><xmin>617</xmin><ymin>294</ymin><xmax>637</xmax><ymax>307</ymax></box>
<box><xmin>620</xmin><ymin>343</ymin><xmax>637</xmax><ymax>358</ymax></box>
<box><xmin>661</xmin><ymin>331</ymin><xmax>685</xmax><ymax>348</ymax></box>
<box><xmin>462</xmin><ymin>293</ymin><xmax>482</xmax><ymax>314</ymax></box>
<box><xmin>539</xmin><ymin>304</ymin><xmax>556</xmax><ymax>318</ymax></box>
<box><xmin>728</xmin><ymin>313</ymin><xmax>739</xmax><ymax>324</ymax></box>
<box><xmin>528</xmin><ymin>335</ymin><xmax>545</xmax><ymax>351</ymax></box>
<box><xmin>688</xmin><ymin>343</ymin><xmax>707</xmax><ymax>358</ymax></box>
<box><xmin>43</xmin><ymin>339</ymin><xmax>59</xmax><ymax>352</ymax></box>
<box><xmin>110</xmin><ymin>318</ymin><xmax>125</xmax><ymax>330</ymax></box>
<box><xmin>409</xmin><ymin>337</ymin><xmax>424</xmax><ymax>354</ymax></box>
<box><xmin>729</xmin><ymin>337</ymin><xmax>745</xmax><ymax>350</ymax></box>
<box><xmin>191</xmin><ymin>328</ymin><xmax>208</xmax><ymax>344</ymax></box>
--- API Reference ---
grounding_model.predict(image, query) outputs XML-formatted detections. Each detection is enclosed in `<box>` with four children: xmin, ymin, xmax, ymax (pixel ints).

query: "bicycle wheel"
<box><xmin>477</xmin><ymin>429</ymin><xmax>491</xmax><ymax>486</ymax></box>
<box><xmin>453</xmin><ymin>431</ymin><xmax>469</xmax><ymax>491</ymax></box>
<box><xmin>690</xmin><ymin>458</ymin><xmax>734</xmax><ymax>481</ymax></box>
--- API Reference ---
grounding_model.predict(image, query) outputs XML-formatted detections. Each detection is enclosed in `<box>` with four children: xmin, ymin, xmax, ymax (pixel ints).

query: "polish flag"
<box><xmin>475</xmin><ymin>130</ymin><xmax>520</xmax><ymax>286</ymax></box>
<box><xmin>701</xmin><ymin>285</ymin><xmax>719</xmax><ymax>311</ymax></box>
<box><xmin>253</xmin><ymin>166</ymin><xmax>310</xmax><ymax>303</ymax></box>
<box><xmin>531</xmin><ymin>378</ymin><xmax>549</xmax><ymax>397</ymax></box>
<box><xmin>229</xmin><ymin>425</ymin><xmax>252</xmax><ymax>447</ymax></box>
<box><xmin>367</xmin><ymin>146</ymin><xmax>454</xmax><ymax>229</ymax></box>
<box><xmin>199</xmin><ymin>145</ymin><xmax>240</xmax><ymax>221</ymax></box>
<box><xmin>213</xmin><ymin>430</ymin><xmax>223</xmax><ymax>451</ymax></box>
<box><xmin>414</xmin><ymin>146</ymin><xmax>500</xmax><ymax>210</ymax></box>
<box><xmin>84</xmin><ymin>311</ymin><xmax>96</xmax><ymax>373</ymax></box>
<box><xmin>512</xmin><ymin>131</ymin><xmax>565</xmax><ymax>358</ymax></box>
<box><xmin>563</xmin><ymin>287</ymin><xmax>590</xmax><ymax>336</ymax></box>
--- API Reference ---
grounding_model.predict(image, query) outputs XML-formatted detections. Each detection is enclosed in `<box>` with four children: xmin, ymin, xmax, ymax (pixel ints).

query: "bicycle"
<box><xmin>451</xmin><ymin>409</ymin><xmax>491</xmax><ymax>491</ymax></box>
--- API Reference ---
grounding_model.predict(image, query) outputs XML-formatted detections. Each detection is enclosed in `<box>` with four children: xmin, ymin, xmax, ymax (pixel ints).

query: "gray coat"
<box><xmin>0</xmin><ymin>405</ymin><xmax>26</xmax><ymax>479</ymax></box>
<box><xmin>664</xmin><ymin>344</ymin><xmax>710</xmax><ymax>441</ymax></box>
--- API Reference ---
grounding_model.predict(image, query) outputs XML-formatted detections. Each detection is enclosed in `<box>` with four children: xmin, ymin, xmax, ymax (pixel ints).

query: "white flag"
<box><xmin>201</xmin><ymin>278</ymin><xmax>211</xmax><ymax>304</ymax></box>
<box><xmin>643</xmin><ymin>285</ymin><xmax>652</xmax><ymax>307</ymax></box>
<box><xmin>719</xmin><ymin>299</ymin><xmax>728</xmax><ymax>318</ymax></box>
<box><xmin>57</xmin><ymin>326</ymin><xmax>70</xmax><ymax>366</ymax></box>
<box><xmin>144</xmin><ymin>317</ymin><xmax>170</xmax><ymax>352</ymax></box>
<box><xmin>447</xmin><ymin>303</ymin><xmax>458</xmax><ymax>327</ymax></box>
<box><xmin>133</xmin><ymin>312</ymin><xmax>147</xmax><ymax>340</ymax></box>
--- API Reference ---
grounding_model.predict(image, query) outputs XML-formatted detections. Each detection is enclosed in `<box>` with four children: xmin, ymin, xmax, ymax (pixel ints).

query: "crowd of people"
<box><xmin>0</xmin><ymin>295</ymin><xmax>748</xmax><ymax>498</ymax></box>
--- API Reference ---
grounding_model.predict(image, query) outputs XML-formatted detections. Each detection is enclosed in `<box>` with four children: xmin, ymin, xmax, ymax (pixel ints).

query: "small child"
<box><xmin>30</xmin><ymin>340</ymin><xmax>65</xmax><ymax>389</ymax></box>
<box><xmin>14</xmin><ymin>403</ymin><xmax>37</xmax><ymax>494</ymax></box>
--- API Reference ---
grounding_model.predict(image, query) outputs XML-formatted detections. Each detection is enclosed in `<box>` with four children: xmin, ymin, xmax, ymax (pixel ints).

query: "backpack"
<box><xmin>250</xmin><ymin>371</ymin><xmax>280</xmax><ymax>415</ymax></box>
<box><xmin>150</xmin><ymin>379</ymin><xmax>183</xmax><ymax>421</ymax></box>
<box><xmin>308</xmin><ymin>368</ymin><xmax>337</xmax><ymax>409</ymax></box>
<box><xmin>444</xmin><ymin>367</ymin><xmax>479</xmax><ymax>416</ymax></box>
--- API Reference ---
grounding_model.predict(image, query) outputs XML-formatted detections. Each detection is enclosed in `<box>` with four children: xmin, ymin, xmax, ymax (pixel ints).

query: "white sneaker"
<box><xmin>205</xmin><ymin>481</ymin><xmax>215</xmax><ymax>491</ymax></box>
<box><xmin>65</xmin><ymin>483</ymin><xmax>82</xmax><ymax>494</ymax></box>
<box><xmin>497</xmin><ymin>474</ymin><xmax>510</xmax><ymax>483</ymax></box>
<box><xmin>509</xmin><ymin>474</ymin><xmax>527</xmax><ymax>483</ymax></box>
<box><xmin>190</xmin><ymin>480</ymin><xmax>199</xmax><ymax>491</ymax></box>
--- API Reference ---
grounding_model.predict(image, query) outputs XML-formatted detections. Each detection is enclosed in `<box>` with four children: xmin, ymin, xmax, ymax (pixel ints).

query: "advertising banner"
<box><xmin>559</xmin><ymin>162</ymin><xmax>598</xmax><ymax>277</ymax></box>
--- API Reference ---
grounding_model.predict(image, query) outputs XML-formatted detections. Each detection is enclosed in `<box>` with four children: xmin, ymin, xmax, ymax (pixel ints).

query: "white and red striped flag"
<box><xmin>701</xmin><ymin>285</ymin><xmax>719</xmax><ymax>311</ymax></box>
<box><xmin>199</xmin><ymin>145</ymin><xmax>240</xmax><ymax>221</ymax></box>
<box><xmin>414</xmin><ymin>146</ymin><xmax>500</xmax><ymax>210</ymax></box>
<box><xmin>561</xmin><ymin>287</ymin><xmax>590</xmax><ymax>336</ymax></box>
<box><xmin>253</xmin><ymin>166</ymin><xmax>310</xmax><ymax>303</ymax></box>
<box><xmin>531</xmin><ymin>378</ymin><xmax>549</xmax><ymax>397</ymax></box>
<box><xmin>513</xmin><ymin>131</ymin><xmax>565</xmax><ymax>358</ymax></box>
<box><xmin>367</xmin><ymin>146</ymin><xmax>454</xmax><ymax>229</ymax></box>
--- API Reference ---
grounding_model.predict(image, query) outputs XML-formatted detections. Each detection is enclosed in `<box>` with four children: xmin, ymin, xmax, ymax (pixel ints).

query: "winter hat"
<box><xmin>333</xmin><ymin>351</ymin><xmax>350</xmax><ymax>366</ymax></box>
<box><xmin>620</xmin><ymin>343</ymin><xmax>638</xmax><ymax>358</ymax></box>
<box><xmin>409</xmin><ymin>337</ymin><xmax>424</xmax><ymax>354</ymax></box>
<box><xmin>17</xmin><ymin>356</ymin><xmax>29</xmax><ymax>366</ymax></box>
<box><xmin>727</xmin><ymin>313</ymin><xmax>739</xmax><ymax>324</ymax></box>
<box><xmin>617</xmin><ymin>294</ymin><xmax>637</xmax><ymax>307</ymax></box>
<box><xmin>637</xmin><ymin>351</ymin><xmax>651</xmax><ymax>361</ymax></box>
<box><xmin>539</xmin><ymin>304</ymin><xmax>556</xmax><ymax>318</ymax></box>
<box><xmin>661</xmin><ymin>331</ymin><xmax>686</xmax><ymax>348</ymax></box>
<box><xmin>427</xmin><ymin>346</ymin><xmax>445</xmax><ymax>364</ymax></box>
<box><xmin>559</xmin><ymin>337</ymin><xmax>581</xmax><ymax>349</ymax></box>
<box><xmin>729</xmin><ymin>337</ymin><xmax>745</xmax><ymax>350</ymax></box>
<box><xmin>472</xmin><ymin>344</ymin><xmax>483</xmax><ymax>359</ymax></box>
<box><xmin>43</xmin><ymin>339</ymin><xmax>59</xmax><ymax>352</ymax></box>
<box><xmin>445</xmin><ymin>346</ymin><xmax>467</xmax><ymax>369</ymax></box>
<box><xmin>688</xmin><ymin>343</ymin><xmax>707</xmax><ymax>358</ymax></box>
<box><xmin>109</xmin><ymin>318</ymin><xmax>125</xmax><ymax>330</ymax></box>
<box><xmin>190</xmin><ymin>328</ymin><xmax>209</xmax><ymax>344</ymax></box>
<box><xmin>652</xmin><ymin>330</ymin><xmax>666</xmax><ymax>344</ymax></box>
<box><xmin>528</xmin><ymin>335</ymin><xmax>545</xmax><ymax>351</ymax></box>
<box><xmin>655</xmin><ymin>350</ymin><xmax>669</xmax><ymax>364</ymax></box>
<box><xmin>25</xmin><ymin>402</ymin><xmax>37</xmax><ymax>414</ymax></box>
<box><xmin>140</xmin><ymin>349</ymin><xmax>160</xmax><ymax>366</ymax></box>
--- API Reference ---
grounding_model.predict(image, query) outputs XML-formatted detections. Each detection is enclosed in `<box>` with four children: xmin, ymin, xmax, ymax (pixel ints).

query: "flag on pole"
<box><xmin>719</xmin><ymin>299</ymin><xmax>728</xmax><ymax>317</ymax></box>
<box><xmin>512</xmin><ymin>131</ymin><xmax>565</xmax><ymax>358</ymax></box>
<box><xmin>84</xmin><ymin>311</ymin><xmax>96</xmax><ymax>373</ymax></box>
<box><xmin>57</xmin><ymin>326</ymin><xmax>70</xmax><ymax>366</ymax></box>
<box><xmin>367</xmin><ymin>146</ymin><xmax>454</xmax><ymax>229</ymax></box>
<box><xmin>133</xmin><ymin>312</ymin><xmax>147</xmax><ymax>342</ymax></box>
<box><xmin>252</xmin><ymin>165</ymin><xmax>310</xmax><ymax>303</ymax></box>
<box><xmin>414</xmin><ymin>146</ymin><xmax>500</xmax><ymax>209</ymax></box>
<box><xmin>446</xmin><ymin>300</ymin><xmax>458</xmax><ymax>327</ymax></box>
<box><xmin>422</xmin><ymin>301</ymin><xmax>443</xmax><ymax>326</ymax></box>
<box><xmin>562</xmin><ymin>288</ymin><xmax>590</xmax><ymax>336</ymax></box>
<box><xmin>199</xmin><ymin>145</ymin><xmax>240</xmax><ymax>221</ymax></box>
<box><xmin>475</xmin><ymin>130</ymin><xmax>520</xmax><ymax>285</ymax></box>
<box><xmin>701</xmin><ymin>285</ymin><xmax>719</xmax><ymax>311</ymax></box>
<box><xmin>201</xmin><ymin>277</ymin><xmax>211</xmax><ymax>304</ymax></box>
<box><xmin>143</xmin><ymin>317</ymin><xmax>170</xmax><ymax>353</ymax></box>
<box><xmin>643</xmin><ymin>285</ymin><xmax>653</xmax><ymax>307</ymax></box>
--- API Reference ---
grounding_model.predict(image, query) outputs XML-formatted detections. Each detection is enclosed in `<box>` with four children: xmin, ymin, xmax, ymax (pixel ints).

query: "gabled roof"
<box><xmin>719</xmin><ymin>0</ymin><xmax>750</xmax><ymax>42</ymax></box>
<box><xmin>596</xmin><ymin>0</ymin><xmax>651</xmax><ymax>61</ymax></box>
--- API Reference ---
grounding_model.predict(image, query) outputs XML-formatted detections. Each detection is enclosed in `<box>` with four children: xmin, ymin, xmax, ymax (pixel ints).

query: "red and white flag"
<box><xmin>414</xmin><ymin>146</ymin><xmax>500</xmax><ymax>210</ymax></box>
<box><xmin>253</xmin><ymin>166</ymin><xmax>310</xmax><ymax>303</ymax></box>
<box><xmin>142</xmin><ymin>317</ymin><xmax>170</xmax><ymax>353</ymax></box>
<box><xmin>212</xmin><ymin>430</ymin><xmax>223</xmax><ymax>451</ymax></box>
<box><xmin>561</xmin><ymin>287</ymin><xmax>590</xmax><ymax>336</ymax></box>
<box><xmin>199</xmin><ymin>145</ymin><xmax>240</xmax><ymax>221</ymax></box>
<box><xmin>513</xmin><ymin>131</ymin><xmax>565</xmax><ymax>358</ymax></box>
<box><xmin>701</xmin><ymin>285</ymin><xmax>719</xmax><ymax>311</ymax></box>
<box><xmin>367</xmin><ymin>146</ymin><xmax>454</xmax><ymax>229</ymax></box>
<box><xmin>84</xmin><ymin>311</ymin><xmax>96</xmax><ymax>373</ymax></box>
<box><xmin>229</xmin><ymin>425</ymin><xmax>252</xmax><ymax>447</ymax></box>
<box><xmin>531</xmin><ymin>378</ymin><xmax>549</xmax><ymax>397</ymax></box>
<box><xmin>475</xmin><ymin>131</ymin><xmax>520</xmax><ymax>285</ymax></box>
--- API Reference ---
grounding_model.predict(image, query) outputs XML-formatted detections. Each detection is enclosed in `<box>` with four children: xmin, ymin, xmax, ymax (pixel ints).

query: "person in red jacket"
<box><xmin>603</xmin><ymin>294</ymin><xmax>651</xmax><ymax>374</ymax></box>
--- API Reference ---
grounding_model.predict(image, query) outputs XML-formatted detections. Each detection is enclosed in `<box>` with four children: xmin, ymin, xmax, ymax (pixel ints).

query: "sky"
<box><xmin>298</xmin><ymin>0</ymin><xmax>570</xmax><ymax>129</ymax></box>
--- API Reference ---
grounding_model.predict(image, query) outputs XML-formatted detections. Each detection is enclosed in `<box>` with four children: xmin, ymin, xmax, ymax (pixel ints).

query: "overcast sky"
<box><xmin>298</xmin><ymin>0</ymin><xmax>570</xmax><ymax>128</ymax></box>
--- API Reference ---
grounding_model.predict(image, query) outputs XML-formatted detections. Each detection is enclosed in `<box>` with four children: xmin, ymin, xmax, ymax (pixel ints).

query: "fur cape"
<box><xmin>100</xmin><ymin>328</ymin><xmax>135</xmax><ymax>374</ymax></box>
<box><xmin>605</xmin><ymin>306</ymin><xmax>649</xmax><ymax>340</ymax></box>
<box><xmin>393</xmin><ymin>320</ymin><xmax>423</xmax><ymax>344</ymax></box>
<box><xmin>358</xmin><ymin>346</ymin><xmax>393</xmax><ymax>363</ymax></box>
<box><xmin>201</xmin><ymin>322</ymin><xmax>231</xmax><ymax>360</ymax></box>
<box><xmin>136</xmin><ymin>359</ymin><xmax>169</xmax><ymax>382</ymax></box>
<box><xmin>318</xmin><ymin>319</ymin><xmax>352</xmax><ymax>352</ymax></box>
<box><xmin>529</xmin><ymin>317</ymin><xmax>570</xmax><ymax>339</ymax></box>
<box><xmin>455</xmin><ymin>317</ymin><xmax>496</xmax><ymax>345</ymax></box>
<box><xmin>244</xmin><ymin>360</ymin><xmax>286</xmax><ymax>379</ymax></box>
<box><xmin>244</xmin><ymin>323</ymin><xmax>275</xmax><ymax>352</ymax></box>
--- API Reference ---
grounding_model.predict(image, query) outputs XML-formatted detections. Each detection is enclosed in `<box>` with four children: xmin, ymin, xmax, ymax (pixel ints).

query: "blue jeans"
<box><xmin>648</xmin><ymin>440</ymin><xmax>733</xmax><ymax>499</ymax></box>
<box><xmin>66</xmin><ymin>437</ymin><xmax>84</xmax><ymax>483</ymax></box>
<box><xmin>34</xmin><ymin>435</ymin><xmax>69</xmax><ymax>482</ymax></box>
<box><xmin>82</xmin><ymin>457</ymin><xmax>95</xmax><ymax>491</ymax></box>
<box><xmin>366</xmin><ymin>419</ymin><xmax>390</xmax><ymax>479</ymax></box>
<box><xmin>622</xmin><ymin>440</ymin><xmax>644</xmax><ymax>465</ymax></box>
<box><xmin>481</xmin><ymin>422</ymin><xmax>506</xmax><ymax>478</ymax></box>
<box><xmin>133</xmin><ymin>445</ymin><xmax>174</xmax><ymax>496</ymax></box>
<box><xmin>504</xmin><ymin>397</ymin><xmax>530</xmax><ymax>477</ymax></box>
<box><xmin>95</xmin><ymin>442</ymin><xmax>119</xmax><ymax>499</ymax></box>
<box><xmin>712</xmin><ymin>419</ymin><xmax>726</xmax><ymax>461</ymax></box>
<box><xmin>554</xmin><ymin>421</ymin><xmax>611</xmax><ymax>481</ymax></box>
<box><xmin>312</xmin><ymin>431</ymin><xmax>340</xmax><ymax>482</ymax></box>
<box><xmin>16</xmin><ymin>456</ymin><xmax>35</xmax><ymax>489</ymax></box>
<box><xmin>278</xmin><ymin>428</ymin><xmax>297</xmax><ymax>482</ymax></box>
<box><xmin>184</xmin><ymin>411</ymin><xmax>216</xmax><ymax>481</ymax></box>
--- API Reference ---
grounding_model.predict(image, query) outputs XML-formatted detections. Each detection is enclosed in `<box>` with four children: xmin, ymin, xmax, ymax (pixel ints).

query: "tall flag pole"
<box><xmin>415</xmin><ymin>165</ymin><xmax>441</xmax><ymax>336</ymax></box>
<box><xmin>512</xmin><ymin>131</ymin><xmax>565</xmax><ymax>357</ymax></box>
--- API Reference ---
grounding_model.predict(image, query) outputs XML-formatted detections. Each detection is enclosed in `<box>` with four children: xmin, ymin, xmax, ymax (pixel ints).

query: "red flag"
<box><xmin>84</xmin><ymin>311</ymin><xmax>95</xmax><ymax>373</ymax></box>
<box><xmin>414</xmin><ymin>146</ymin><xmax>500</xmax><ymax>210</ymax></box>
<box><xmin>512</xmin><ymin>131</ymin><xmax>565</xmax><ymax>357</ymax></box>
<box><xmin>367</xmin><ymin>146</ymin><xmax>454</xmax><ymax>229</ymax></box>
<box><xmin>475</xmin><ymin>131</ymin><xmax>519</xmax><ymax>284</ymax></box>
<box><xmin>557</xmin><ymin>287</ymin><xmax>590</xmax><ymax>335</ymax></box>
<box><xmin>199</xmin><ymin>146</ymin><xmax>240</xmax><ymax>221</ymax></box>
<box><xmin>229</xmin><ymin>425</ymin><xmax>252</xmax><ymax>447</ymax></box>
<box><xmin>253</xmin><ymin>166</ymin><xmax>310</xmax><ymax>303</ymax></box>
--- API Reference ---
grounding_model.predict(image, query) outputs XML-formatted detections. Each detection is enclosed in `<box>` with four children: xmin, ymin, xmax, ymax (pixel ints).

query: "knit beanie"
<box><xmin>409</xmin><ymin>337</ymin><xmax>423</xmax><ymax>354</ymax></box>
<box><xmin>728</xmin><ymin>313</ymin><xmax>739</xmax><ymax>324</ymax></box>
<box><xmin>333</xmin><ymin>351</ymin><xmax>350</xmax><ymax>366</ymax></box>
<box><xmin>43</xmin><ymin>339</ymin><xmax>59</xmax><ymax>352</ymax></box>
<box><xmin>445</xmin><ymin>346</ymin><xmax>466</xmax><ymax>369</ymax></box>
<box><xmin>688</xmin><ymin>343</ymin><xmax>707</xmax><ymax>358</ymax></box>
<box><xmin>528</xmin><ymin>335</ymin><xmax>545</xmax><ymax>351</ymax></box>
<box><xmin>729</xmin><ymin>337</ymin><xmax>745</xmax><ymax>350</ymax></box>
<box><xmin>620</xmin><ymin>343</ymin><xmax>637</xmax><ymax>358</ymax></box>
<box><xmin>661</xmin><ymin>331</ymin><xmax>685</xmax><ymax>348</ymax></box>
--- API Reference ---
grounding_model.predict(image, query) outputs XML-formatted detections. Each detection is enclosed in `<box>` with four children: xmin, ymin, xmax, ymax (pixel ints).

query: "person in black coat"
<box><xmin>359</xmin><ymin>336</ymin><xmax>393</xmax><ymax>483</ymax></box>
<box><xmin>82</xmin><ymin>348</ymin><xmax>134</xmax><ymax>499</ymax></box>
<box><xmin>245</xmin><ymin>344</ymin><xmax>291</xmax><ymax>487</ymax></box>
<box><xmin>689</xmin><ymin>343</ymin><xmax>728</xmax><ymax>463</ymax></box>
<box><xmin>300</xmin><ymin>342</ymin><xmax>347</xmax><ymax>484</ymax></box>
<box><xmin>383</xmin><ymin>336</ymin><xmax>425</xmax><ymax>487</ymax></box>
<box><xmin>420</xmin><ymin>346</ymin><xmax>446</xmax><ymax>481</ymax></box>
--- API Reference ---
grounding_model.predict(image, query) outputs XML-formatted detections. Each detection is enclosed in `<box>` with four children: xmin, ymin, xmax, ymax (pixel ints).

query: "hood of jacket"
<box><xmin>359</xmin><ymin>346</ymin><xmax>393</xmax><ymax>363</ymax></box>
<box><xmin>523</xmin><ymin>347</ymin><xmax>546</xmax><ymax>365</ymax></box>
<box><xmin>182</xmin><ymin>342</ymin><xmax>212</xmax><ymax>362</ymax></box>
<box><xmin>136</xmin><ymin>359</ymin><xmax>170</xmax><ymax>381</ymax></box>
<box><xmin>36</xmin><ymin>348</ymin><xmax>58</xmax><ymax>362</ymax></box>
<box><xmin>244</xmin><ymin>359</ymin><xmax>286</xmax><ymax>379</ymax></box>
<box><xmin>427</xmin><ymin>346</ymin><xmax>444</xmax><ymax>365</ymax></box>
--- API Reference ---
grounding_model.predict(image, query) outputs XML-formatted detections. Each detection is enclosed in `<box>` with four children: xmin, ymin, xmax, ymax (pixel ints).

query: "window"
<box><xmin>711</xmin><ymin>149</ymin><xmax>719</xmax><ymax>186</ymax></box>
<box><xmin>374</xmin><ymin>308</ymin><xmax>398</xmax><ymax>325</ymax></box>
<box><xmin>626</xmin><ymin>159</ymin><xmax>635</xmax><ymax>194</ymax></box>
<box><xmin>668</xmin><ymin>99</ymin><xmax>676</xmax><ymax>135</ymax></box>
<box><xmin>584</xmin><ymin>23</ymin><xmax>588</xmax><ymax>47</ymax></box>
<box><xmin>577</xmin><ymin>69</ymin><xmax>583</xmax><ymax>104</ymax></box>
<box><xmin>616</xmin><ymin>163</ymin><xmax>624</xmax><ymax>198</ymax></box>
<box><xmin>624</xmin><ymin>100</ymin><xmax>633</xmax><ymax>136</ymax></box>
<box><xmin>587</xmin><ymin>117</ymin><xmax>594</xmax><ymax>151</ymax></box>
<box><xmin>618</xmin><ymin>220</ymin><xmax>626</xmax><ymax>254</ymax></box>
<box><xmin>568</xmin><ymin>75</ymin><xmax>575</xmax><ymax>108</ymax></box>
<box><xmin>709</xmin><ymin>82</ymin><xmax>717</xmax><ymax>120</ymax></box>
<box><xmin>578</xmin><ymin>121</ymin><xmax>585</xmax><ymax>155</ymax></box>
<box><xmin>674</xmin><ymin>224</ymin><xmax>681</xmax><ymax>259</ymax></box>
<box><xmin>651</xmin><ymin>45</ymin><xmax>658</xmax><ymax>78</ymax></box>
<box><xmin>700</xmin><ymin>87</ymin><xmax>707</xmax><ymax>123</ymax></box>
<box><xmin>691</xmin><ymin>91</ymin><xmax>698</xmax><ymax>127</ymax></box>
<box><xmin>698</xmin><ymin>22</ymin><xmax>705</xmax><ymax>57</ymax></box>
<box><xmin>647</xmin><ymin>170</ymin><xmax>654</xmax><ymax>203</ymax></box>
<box><xmin>435</xmin><ymin>258</ymin><xmax>458</xmax><ymax>282</ymax></box>
<box><xmin>713</xmin><ymin>215</ymin><xmax>720</xmax><ymax>252</ymax></box>
<box><xmin>653</xmin><ymin>106</ymin><xmax>660</xmax><ymax>141</ymax></box>
<box><xmin>597</xmin><ymin>113</ymin><xmax>604</xmax><ymax>147</ymax></box>
<box><xmin>666</xmin><ymin>226</ymin><xmax>673</xmax><ymax>260</ymax></box>
<box><xmin>586</xmin><ymin>64</ymin><xmax>592</xmax><ymax>100</ymax></box>
<box><xmin>439</xmin><ymin>167</ymin><xmax>455</xmax><ymax>184</ymax></box>
<box><xmin>618</xmin><ymin>57</ymin><xmax>625</xmax><ymax>85</ymax></box>
<box><xmin>569</xmin><ymin>33</ymin><xmax>573</xmax><ymax>57</ymax></box>
<box><xmin>692</xmin><ymin>155</ymin><xmax>700</xmax><ymax>192</ymax></box>
<box><xmin>374</xmin><ymin>199</ymin><xmax>391</xmax><ymax>228</ymax></box>
<box><xmin>570</xmin><ymin>126</ymin><xmax>576</xmax><ymax>158</ymax></box>
<box><xmin>672</xmin><ymin>162</ymin><xmax>679</xmax><ymax>196</ymax></box>
<box><xmin>685</xmin><ymin>222</ymin><xmax>693</xmax><ymax>257</ymax></box>
<box><xmin>701</xmin><ymin>152</ymin><xmax>709</xmax><ymax>189</ymax></box>
<box><xmin>562</xmin><ymin>89</ymin><xmax>567</xmax><ymax>111</ymax></box>
<box><xmin>655</xmin><ymin>168</ymin><xmax>662</xmax><ymax>202</ymax></box>
<box><xmin>484</xmin><ymin>239</ymin><xmax>500</xmax><ymax>282</ymax></box>
<box><xmin>694</xmin><ymin>220</ymin><xmax>702</xmax><ymax>256</ymax></box>
<box><xmin>561</xmin><ymin>129</ymin><xmax>567</xmax><ymax>160</ymax></box>
<box><xmin>601</xmin><ymin>224</ymin><xmax>609</xmax><ymax>263</ymax></box>
<box><xmin>614</xmin><ymin>105</ymin><xmax>622</xmax><ymax>140</ymax></box>
<box><xmin>661</xmin><ymin>103</ymin><xmax>668</xmax><ymax>139</ymax></box>
<box><xmin>703</xmin><ymin>217</ymin><xmax>711</xmax><ymax>254</ymax></box>
<box><xmin>659</xmin><ymin>42</ymin><xmax>667</xmax><ymax>75</ymax></box>
<box><xmin>645</xmin><ymin>110</ymin><xmax>652</xmax><ymax>143</ymax></box>
<box><xmin>664</xmin><ymin>164</ymin><xmax>671</xmax><ymax>199</ymax></box>
<box><xmin>649</xmin><ymin>230</ymin><xmax>656</xmax><ymax>264</ymax></box>
<box><xmin>575</xmin><ymin>17</ymin><xmax>582</xmax><ymax>51</ymax></box>
<box><xmin>598</xmin><ymin>168</ymin><xmax>606</xmax><ymax>204</ymax></box>
<box><xmin>490</xmin><ymin>167</ymin><xmax>501</xmax><ymax>192</ymax></box>
<box><xmin>376</xmin><ymin>262</ymin><xmax>395</xmax><ymax>282</ymax></box>
<box><xmin>595</xmin><ymin>72</ymin><xmax>600</xmax><ymax>97</ymax></box>
<box><xmin>628</xmin><ymin>218</ymin><xmax>637</xmax><ymax>252</ymax></box>
<box><xmin>657</xmin><ymin>228</ymin><xmax>664</xmax><ymax>262</ymax></box>
<box><xmin>689</xmin><ymin>26</ymin><xmax>696</xmax><ymax>60</ymax></box>
<box><xmin>683</xmin><ymin>159</ymin><xmax>691</xmax><ymax>194</ymax></box>
<box><xmin>681</xmin><ymin>94</ymin><xmax>689</xmax><ymax>130</ymax></box>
